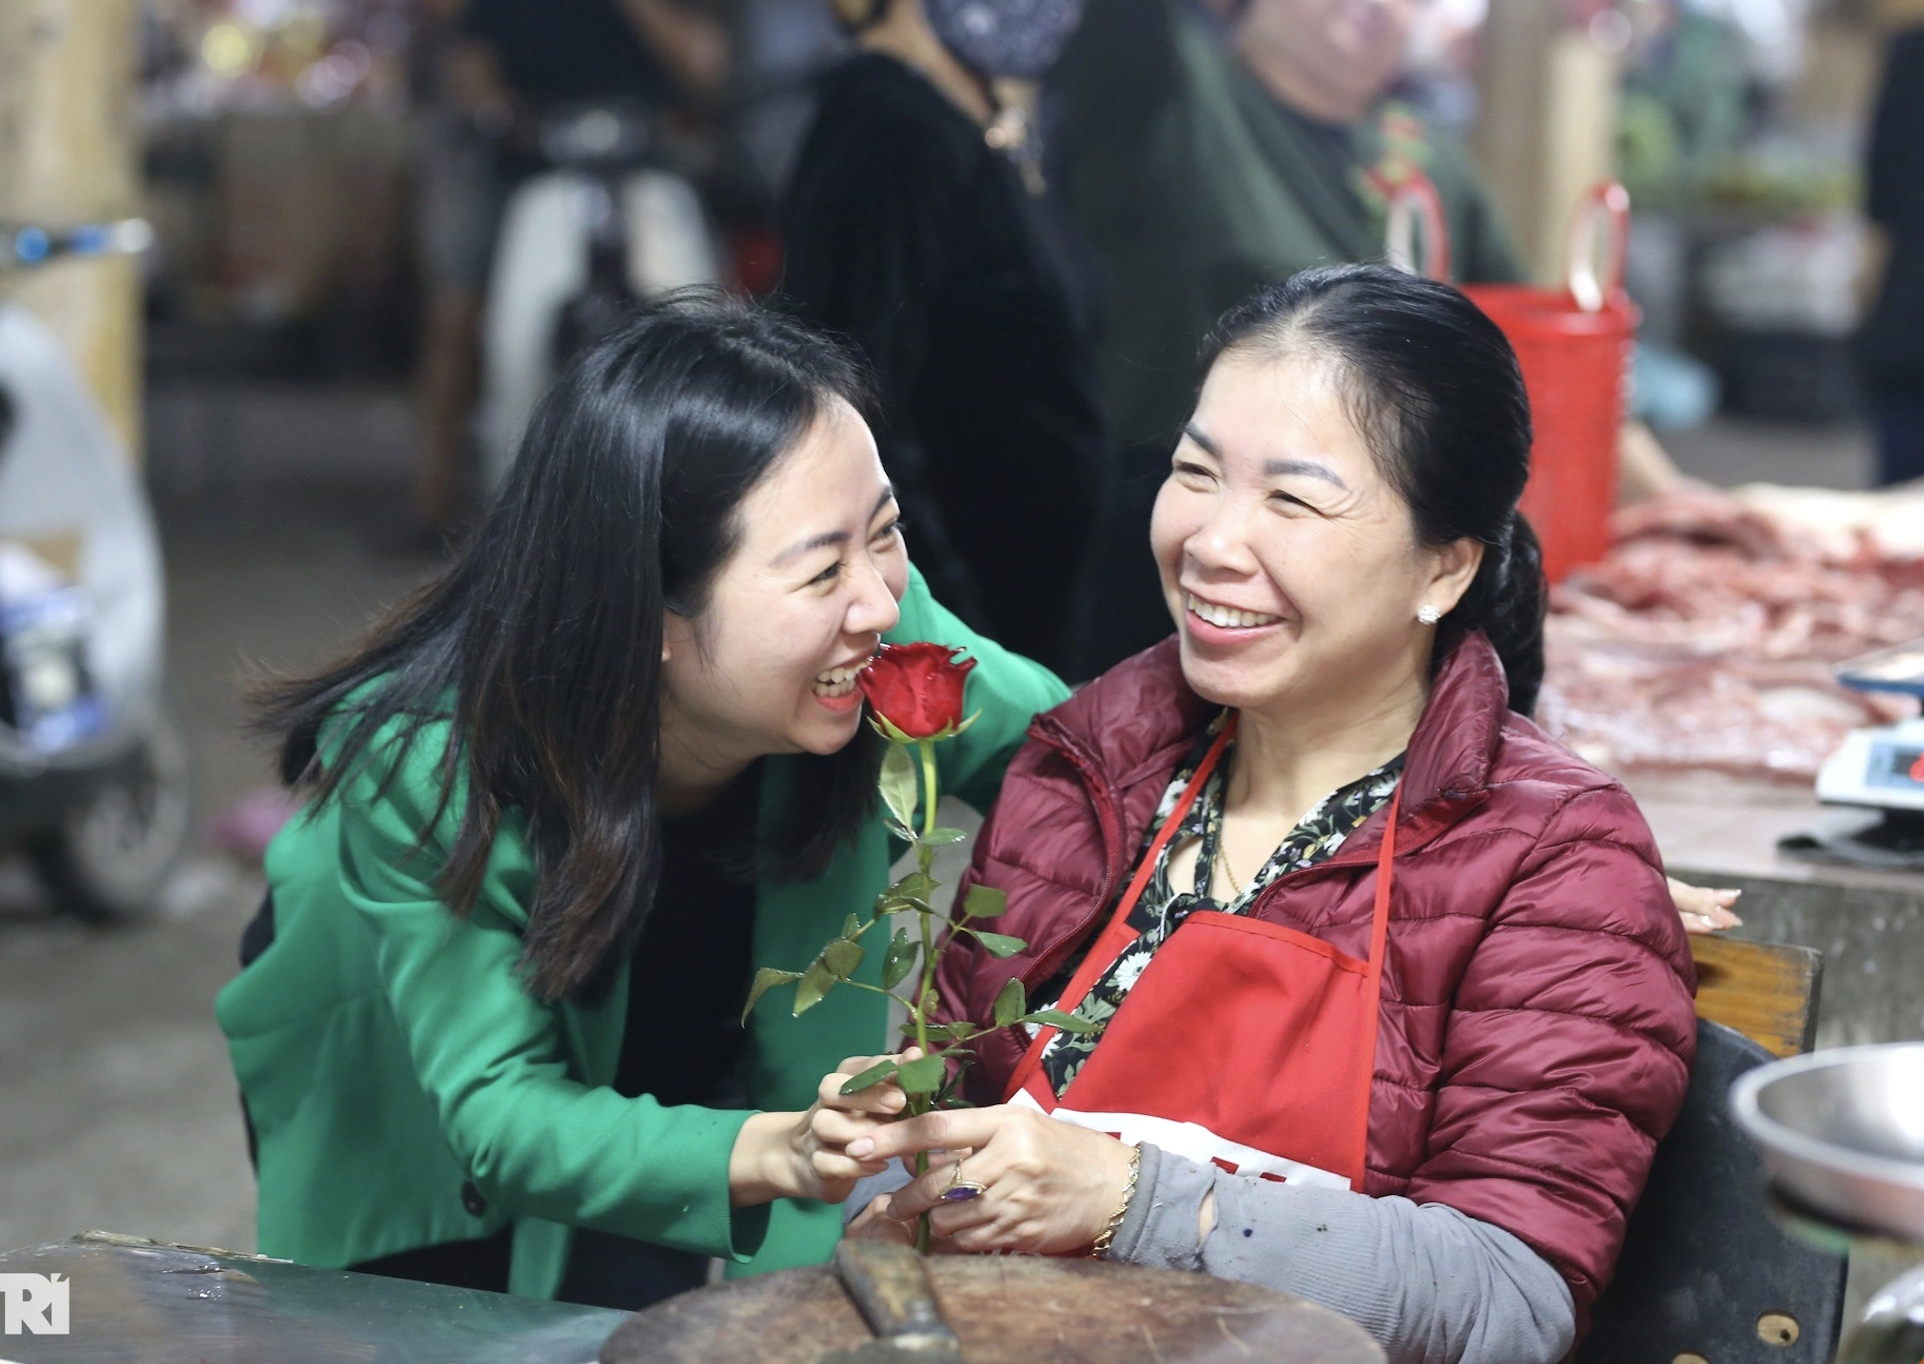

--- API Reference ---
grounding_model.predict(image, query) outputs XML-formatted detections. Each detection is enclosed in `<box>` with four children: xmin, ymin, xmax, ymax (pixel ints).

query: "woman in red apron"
<box><xmin>845</xmin><ymin>265</ymin><xmax>1697</xmax><ymax>1364</ymax></box>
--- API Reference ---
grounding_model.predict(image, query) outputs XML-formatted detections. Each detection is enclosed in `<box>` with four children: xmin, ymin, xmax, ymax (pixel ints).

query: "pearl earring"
<box><xmin>1417</xmin><ymin>604</ymin><xmax>1442</xmax><ymax>626</ymax></box>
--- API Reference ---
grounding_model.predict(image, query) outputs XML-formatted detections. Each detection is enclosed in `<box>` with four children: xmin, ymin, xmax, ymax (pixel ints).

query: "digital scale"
<box><xmin>1817</xmin><ymin>639</ymin><xmax>1924</xmax><ymax>813</ymax></box>
<box><xmin>1787</xmin><ymin>639</ymin><xmax>1924</xmax><ymax>868</ymax></box>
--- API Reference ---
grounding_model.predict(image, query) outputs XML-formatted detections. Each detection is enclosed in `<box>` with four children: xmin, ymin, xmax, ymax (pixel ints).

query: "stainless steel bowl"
<box><xmin>1731</xmin><ymin>1043</ymin><xmax>1924</xmax><ymax>1243</ymax></box>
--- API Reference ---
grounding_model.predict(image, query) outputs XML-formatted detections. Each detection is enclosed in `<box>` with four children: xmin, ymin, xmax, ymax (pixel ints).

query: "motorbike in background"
<box><xmin>478</xmin><ymin>99</ymin><xmax>723</xmax><ymax>488</ymax></box>
<box><xmin>0</xmin><ymin>219</ymin><xmax>192</xmax><ymax>922</ymax></box>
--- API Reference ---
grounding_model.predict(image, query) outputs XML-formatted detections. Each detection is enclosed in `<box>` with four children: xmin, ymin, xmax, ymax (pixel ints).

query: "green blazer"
<box><xmin>216</xmin><ymin>568</ymin><xmax>1068</xmax><ymax>1299</ymax></box>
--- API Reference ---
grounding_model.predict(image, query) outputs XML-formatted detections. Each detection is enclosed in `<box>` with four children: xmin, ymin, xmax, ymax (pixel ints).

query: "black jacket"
<box><xmin>780</xmin><ymin>54</ymin><xmax>1107</xmax><ymax>674</ymax></box>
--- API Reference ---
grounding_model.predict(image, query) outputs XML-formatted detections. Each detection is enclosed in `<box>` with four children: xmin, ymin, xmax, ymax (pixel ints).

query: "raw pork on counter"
<box><xmin>1535</xmin><ymin>484</ymin><xmax>1924</xmax><ymax>783</ymax></box>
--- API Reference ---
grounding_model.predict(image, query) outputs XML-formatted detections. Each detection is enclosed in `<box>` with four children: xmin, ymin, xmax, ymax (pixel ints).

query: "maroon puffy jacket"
<box><xmin>938</xmin><ymin>631</ymin><xmax>1696</xmax><ymax>1319</ymax></box>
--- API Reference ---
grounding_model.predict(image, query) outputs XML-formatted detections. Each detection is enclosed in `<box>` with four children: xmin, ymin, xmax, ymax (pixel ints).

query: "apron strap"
<box><xmin>999</xmin><ymin>718</ymin><xmax>1406</xmax><ymax>1183</ymax></box>
<box><xmin>1001</xmin><ymin>716</ymin><xmax>1238</xmax><ymax>1103</ymax></box>
<box><xmin>1350</xmin><ymin>787</ymin><xmax>1403</xmax><ymax>1188</ymax></box>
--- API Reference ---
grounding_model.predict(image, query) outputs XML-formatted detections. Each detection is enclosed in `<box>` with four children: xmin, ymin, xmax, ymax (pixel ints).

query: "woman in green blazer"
<box><xmin>216</xmin><ymin>295</ymin><xmax>1068</xmax><ymax>1307</ymax></box>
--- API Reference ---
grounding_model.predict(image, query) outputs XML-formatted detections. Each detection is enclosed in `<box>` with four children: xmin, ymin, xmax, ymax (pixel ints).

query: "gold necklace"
<box><xmin>1213</xmin><ymin>839</ymin><xmax>1243</xmax><ymax>899</ymax></box>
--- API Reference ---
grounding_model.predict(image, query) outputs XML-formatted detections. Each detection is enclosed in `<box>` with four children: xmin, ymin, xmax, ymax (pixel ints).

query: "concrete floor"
<box><xmin>0</xmin><ymin>386</ymin><xmax>1883</xmax><ymax>1262</ymax></box>
<box><xmin>1</xmin><ymin>383</ymin><xmax>431</xmax><ymax>1255</ymax></box>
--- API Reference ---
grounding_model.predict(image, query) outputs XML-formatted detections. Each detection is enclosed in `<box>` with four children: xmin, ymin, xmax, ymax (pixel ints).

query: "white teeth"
<box><xmin>1187</xmin><ymin>594</ymin><xmax>1282</xmax><ymax>630</ymax></box>
<box><xmin>813</xmin><ymin>662</ymin><xmax>865</xmax><ymax>697</ymax></box>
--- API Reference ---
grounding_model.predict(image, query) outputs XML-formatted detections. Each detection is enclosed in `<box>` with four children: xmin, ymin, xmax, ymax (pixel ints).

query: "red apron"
<box><xmin>1003</xmin><ymin>719</ymin><xmax>1401</xmax><ymax>1193</ymax></box>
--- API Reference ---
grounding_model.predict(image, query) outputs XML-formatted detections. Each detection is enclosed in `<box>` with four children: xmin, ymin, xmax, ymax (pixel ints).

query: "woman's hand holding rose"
<box><xmin>845</xmin><ymin>1104</ymin><xmax>1136</xmax><ymax>1255</ymax></box>
<box><xmin>730</xmin><ymin>1050</ymin><xmax>922</xmax><ymax>1206</ymax></box>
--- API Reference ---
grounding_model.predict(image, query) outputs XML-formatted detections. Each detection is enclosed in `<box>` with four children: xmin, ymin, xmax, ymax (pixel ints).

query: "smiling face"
<box><xmin>659</xmin><ymin>398</ymin><xmax>908</xmax><ymax>786</ymax></box>
<box><xmin>1150</xmin><ymin>350</ymin><xmax>1480</xmax><ymax>725</ymax></box>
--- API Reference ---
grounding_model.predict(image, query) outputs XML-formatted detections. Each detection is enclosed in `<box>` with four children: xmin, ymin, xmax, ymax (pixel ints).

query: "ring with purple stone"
<box><xmin>941</xmin><ymin>1160</ymin><xmax>988</xmax><ymax>1203</ymax></box>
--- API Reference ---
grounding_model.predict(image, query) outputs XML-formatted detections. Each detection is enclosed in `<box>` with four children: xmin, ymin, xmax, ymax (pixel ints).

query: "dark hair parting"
<box><xmin>251</xmin><ymin>290</ymin><xmax>879</xmax><ymax>1003</ymax></box>
<box><xmin>1201</xmin><ymin>263</ymin><xmax>1547</xmax><ymax>715</ymax></box>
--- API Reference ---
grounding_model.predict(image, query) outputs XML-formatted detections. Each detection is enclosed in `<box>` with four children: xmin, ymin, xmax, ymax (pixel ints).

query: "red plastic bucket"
<box><xmin>1390</xmin><ymin>181</ymin><xmax>1639</xmax><ymax>584</ymax></box>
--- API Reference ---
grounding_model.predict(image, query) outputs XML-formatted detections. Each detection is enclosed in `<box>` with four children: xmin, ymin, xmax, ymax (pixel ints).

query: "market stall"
<box><xmin>1537</xmin><ymin>483</ymin><xmax>1924</xmax><ymax>1046</ymax></box>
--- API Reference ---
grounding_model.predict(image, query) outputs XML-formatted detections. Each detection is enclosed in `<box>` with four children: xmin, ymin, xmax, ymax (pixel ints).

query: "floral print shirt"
<box><xmin>1035</xmin><ymin>717</ymin><xmax>1404</xmax><ymax>1098</ymax></box>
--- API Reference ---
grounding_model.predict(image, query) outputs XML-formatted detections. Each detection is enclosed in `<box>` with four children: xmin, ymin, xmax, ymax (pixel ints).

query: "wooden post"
<box><xmin>1472</xmin><ymin>0</ymin><xmax>1622</xmax><ymax>287</ymax></box>
<box><xmin>0</xmin><ymin>0</ymin><xmax>144</xmax><ymax>463</ymax></box>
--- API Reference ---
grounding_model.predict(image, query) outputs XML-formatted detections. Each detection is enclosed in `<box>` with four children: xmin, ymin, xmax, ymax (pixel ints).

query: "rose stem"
<box><xmin>911</xmin><ymin>737</ymin><xmax>941</xmax><ymax>1253</ymax></box>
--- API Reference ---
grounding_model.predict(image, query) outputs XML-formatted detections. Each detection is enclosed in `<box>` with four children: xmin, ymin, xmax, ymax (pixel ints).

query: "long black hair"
<box><xmin>1201</xmin><ymin>263</ymin><xmax>1547</xmax><ymax>715</ymax></box>
<box><xmin>254</xmin><ymin>292</ymin><xmax>880</xmax><ymax>1002</ymax></box>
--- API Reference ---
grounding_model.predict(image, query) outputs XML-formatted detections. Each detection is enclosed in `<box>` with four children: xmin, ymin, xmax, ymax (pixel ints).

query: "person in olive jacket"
<box><xmin>216</xmin><ymin>295</ymin><xmax>1068</xmax><ymax>1308</ymax></box>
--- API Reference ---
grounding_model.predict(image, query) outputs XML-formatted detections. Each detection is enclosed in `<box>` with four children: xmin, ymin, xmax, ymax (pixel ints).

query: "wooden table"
<box><xmin>603</xmin><ymin>1256</ymin><xmax>1385</xmax><ymax>1364</ymax></box>
<box><xmin>0</xmin><ymin>1232</ymin><xmax>1383</xmax><ymax>1364</ymax></box>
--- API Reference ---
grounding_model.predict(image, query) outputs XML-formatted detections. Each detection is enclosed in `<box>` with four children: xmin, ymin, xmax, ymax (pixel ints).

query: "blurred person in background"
<box><xmin>730</xmin><ymin>0</ymin><xmax>849</xmax><ymax>202</ymax></box>
<box><xmin>409</xmin><ymin>0</ymin><xmax>729</xmax><ymax>547</ymax></box>
<box><xmin>1054</xmin><ymin>0</ymin><xmax>1686</xmax><ymax>671</ymax></box>
<box><xmin>778</xmin><ymin>0</ymin><xmax>1105</xmax><ymax>678</ymax></box>
<box><xmin>1858</xmin><ymin>14</ymin><xmax>1924</xmax><ymax>487</ymax></box>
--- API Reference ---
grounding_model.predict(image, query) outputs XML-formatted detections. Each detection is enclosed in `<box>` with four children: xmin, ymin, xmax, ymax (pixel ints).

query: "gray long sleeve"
<box><xmin>1110</xmin><ymin>1145</ymin><xmax>1575</xmax><ymax>1364</ymax></box>
<box><xmin>840</xmin><ymin>1146</ymin><xmax>1573</xmax><ymax>1364</ymax></box>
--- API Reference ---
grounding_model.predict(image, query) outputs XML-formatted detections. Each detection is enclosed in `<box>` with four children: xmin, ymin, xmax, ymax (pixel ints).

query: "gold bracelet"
<box><xmin>1091</xmin><ymin>1143</ymin><xmax>1143</xmax><ymax>1260</ymax></box>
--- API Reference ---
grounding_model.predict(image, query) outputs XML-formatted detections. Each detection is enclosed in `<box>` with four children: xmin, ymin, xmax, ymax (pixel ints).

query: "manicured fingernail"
<box><xmin>848</xmin><ymin>1138</ymin><xmax>874</xmax><ymax>1158</ymax></box>
<box><xmin>1716</xmin><ymin>890</ymin><xmax>1742</xmax><ymax>905</ymax></box>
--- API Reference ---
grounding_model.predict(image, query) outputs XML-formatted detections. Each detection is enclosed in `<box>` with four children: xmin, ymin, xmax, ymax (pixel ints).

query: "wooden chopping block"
<box><xmin>601</xmin><ymin>1255</ymin><xmax>1385</xmax><ymax>1364</ymax></box>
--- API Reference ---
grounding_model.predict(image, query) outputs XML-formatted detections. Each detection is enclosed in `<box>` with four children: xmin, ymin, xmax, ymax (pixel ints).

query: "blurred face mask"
<box><xmin>924</xmin><ymin>0</ymin><xmax>1089</xmax><ymax>79</ymax></box>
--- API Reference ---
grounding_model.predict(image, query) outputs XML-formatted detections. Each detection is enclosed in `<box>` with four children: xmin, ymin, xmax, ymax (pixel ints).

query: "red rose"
<box><xmin>857</xmin><ymin>643</ymin><xmax>977</xmax><ymax>740</ymax></box>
